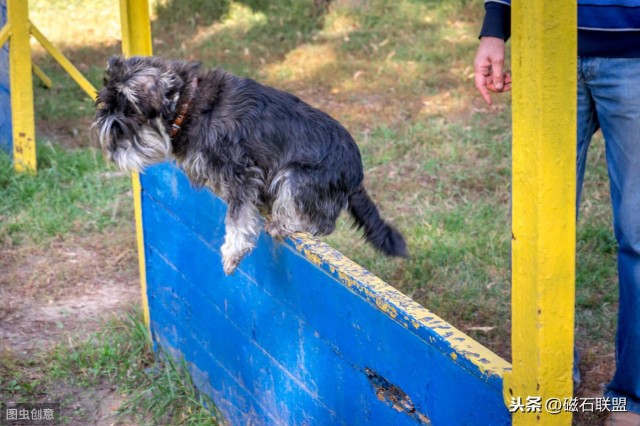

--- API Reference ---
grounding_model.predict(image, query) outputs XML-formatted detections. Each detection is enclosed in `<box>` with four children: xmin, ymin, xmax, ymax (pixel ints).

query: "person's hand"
<box><xmin>474</xmin><ymin>36</ymin><xmax>512</xmax><ymax>104</ymax></box>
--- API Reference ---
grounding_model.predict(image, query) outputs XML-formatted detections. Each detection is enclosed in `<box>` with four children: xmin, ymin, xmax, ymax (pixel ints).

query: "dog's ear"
<box><xmin>107</xmin><ymin>56</ymin><xmax>126</xmax><ymax>74</ymax></box>
<box><xmin>159</xmin><ymin>70</ymin><xmax>182</xmax><ymax>92</ymax></box>
<box><xmin>159</xmin><ymin>69</ymin><xmax>184</xmax><ymax>113</ymax></box>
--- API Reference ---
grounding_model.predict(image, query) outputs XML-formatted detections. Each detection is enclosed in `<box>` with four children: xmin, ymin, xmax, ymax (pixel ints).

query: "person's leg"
<box><xmin>589</xmin><ymin>57</ymin><xmax>640</xmax><ymax>415</ymax></box>
<box><xmin>576</xmin><ymin>57</ymin><xmax>600</xmax><ymax>217</ymax></box>
<box><xmin>574</xmin><ymin>57</ymin><xmax>601</xmax><ymax>387</ymax></box>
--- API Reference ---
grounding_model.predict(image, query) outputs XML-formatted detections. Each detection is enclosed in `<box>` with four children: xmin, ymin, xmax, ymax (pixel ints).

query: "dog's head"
<box><xmin>93</xmin><ymin>56</ymin><xmax>186</xmax><ymax>172</ymax></box>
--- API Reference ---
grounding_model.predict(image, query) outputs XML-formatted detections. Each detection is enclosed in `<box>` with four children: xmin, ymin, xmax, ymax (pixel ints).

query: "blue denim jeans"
<box><xmin>576</xmin><ymin>56</ymin><xmax>640</xmax><ymax>414</ymax></box>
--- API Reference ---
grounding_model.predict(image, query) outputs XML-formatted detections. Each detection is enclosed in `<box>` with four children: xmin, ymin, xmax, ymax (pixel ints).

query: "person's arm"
<box><xmin>474</xmin><ymin>1</ymin><xmax>512</xmax><ymax>104</ymax></box>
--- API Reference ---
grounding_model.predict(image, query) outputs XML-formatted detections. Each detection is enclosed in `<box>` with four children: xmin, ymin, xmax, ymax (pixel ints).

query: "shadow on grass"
<box><xmin>29</xmin><ymin>0</ymin><xmax>335</xmax><ymax>140</ymax></box>
<box><xmin>152</xmin><ymin>0</ymin><xmax>331</xmax><ymax>76</ymax></box>
<box><xmin>29</xmin><ymin>0</ymin><xmax>482</xmax><ymax>146</ymax></box>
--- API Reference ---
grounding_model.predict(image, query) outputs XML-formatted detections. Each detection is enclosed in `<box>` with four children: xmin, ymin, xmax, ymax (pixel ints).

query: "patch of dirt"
<box><xmin>37</xmin><ymin>116</ymin><xmax>95</xmax><ymax>150</ymax></box>
<box><xmin>291</xmin><ymin>88</ymin><xmax>427</xmax><ymax>135</ymax></box>
<box><xmin>0</xmin><ymin>229</ymin><xmax>137</xmax><ymax>304</ymax></box>
<box><xmin>45</xmin><ymin>381</ymin><xmax>136</xmax><ymax>426</ymax></box>
<box><xmin>1</xmin><ymin>282</ymin><xmax>138</xmax><ymax>355</ymax></box>
<box><xmin>0</xmin><ymin>227</ymin><xmax>140</xmax><ymax>425</ymax></box>
<box><xmin>573</xmin><ymin>344</ymin><xmax>617</xmax><ymax>425</ymax></box>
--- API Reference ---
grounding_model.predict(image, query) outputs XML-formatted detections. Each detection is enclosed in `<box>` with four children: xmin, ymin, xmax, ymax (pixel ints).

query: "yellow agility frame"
<box><xmin>506</xmin><ymin>1</ymin><xmax>577</xmax><ymax>425</ymax></box>
<box><xmin>0</xmin><ymin>0</ymin><xmax>152</xmax><ymax>329</ymax></box>
<box><xmin>118</xmin><ymin>0</ymin><xmax>153</xmax><ymax>331</ymax></box>
<box><xmin>0</xmin><ymin>0</ymin><xmax>97</xmax><ymax>173</ymax></box>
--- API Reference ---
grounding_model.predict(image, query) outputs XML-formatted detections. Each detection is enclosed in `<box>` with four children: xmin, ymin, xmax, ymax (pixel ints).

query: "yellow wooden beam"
<box><xmin>118</xmin><ymin>0</ymin><xmax>153</xmax><ymax>330</ymax></box>
<box><xmin>8</xmin><ymin>0</ymin><xmax>36</xmax><ymax>173</ymax></box>
<box><xmin>504</xmin><ymin>1</ymin><xmax>577</xmax><ymax>424</ymax></box>
<box><xmin>30</xmin><ymin>23</ymin><xmax>97</xmax><ymax>100</ymax></box>
<box><xmin>0</xmin><ymin>23</ymin><xmax>10</xmax><ymax>48</ymax></box>
<box><xmin>32</xmin><ymin>63</ymin><xmax>53</xmax><ymax>89</ymax></box>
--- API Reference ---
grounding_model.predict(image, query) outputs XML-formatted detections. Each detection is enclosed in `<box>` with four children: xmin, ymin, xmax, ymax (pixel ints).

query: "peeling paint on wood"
<box><xmin>365</xmin><ymin>367</ymin><xmax>430</xmax><ymax>424</ymax></box>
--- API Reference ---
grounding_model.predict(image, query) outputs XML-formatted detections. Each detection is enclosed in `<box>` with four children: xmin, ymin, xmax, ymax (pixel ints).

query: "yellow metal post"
<box><xmin>118</xmin><ymin>0</ymin><xmax>153</xmax><ymax>329</ymax></box>
<box><xmin>119</xmin><ymin>0</ymin><xmax>152</xmax><ymax>58</ymax></box>
<box><xmin>504</xmin><ymin>1</ymin><xmax>577</xmax><ymax>425</ymax></box>
<box><xmin>7</xmin><ymin>0</ymin><xmax>36</xmax><ymax>173</ymax></box>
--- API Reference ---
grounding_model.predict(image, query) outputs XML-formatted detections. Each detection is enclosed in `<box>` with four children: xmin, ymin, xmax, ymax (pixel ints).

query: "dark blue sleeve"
<box><xmin>479</xmin><ymin>2</ymin><xmax>511</xmax><ymax>41</ymax></box>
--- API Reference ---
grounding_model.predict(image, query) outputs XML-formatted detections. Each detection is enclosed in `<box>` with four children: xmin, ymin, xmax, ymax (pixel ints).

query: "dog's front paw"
<box><xmin>222</xmin><ymin>254</ymin><xmax>241</xmax><ymax>276</ymax></box>
<box><xmin>221</xmin><ymin>246</ymin><xmax>250</xmax><ymax>276</ymax></box>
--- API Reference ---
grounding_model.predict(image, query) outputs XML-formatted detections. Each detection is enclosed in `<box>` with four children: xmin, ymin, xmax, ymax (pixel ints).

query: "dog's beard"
<box><xmin>97</xmin><ymin>118</ymin><xmax>172</xmax><ymax>173</ymax></box>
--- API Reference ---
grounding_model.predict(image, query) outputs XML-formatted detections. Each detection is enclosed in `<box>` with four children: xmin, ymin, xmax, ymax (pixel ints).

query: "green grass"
<box><xmin>3</xmin><ymin>1</ymin><xmax>619</xmax><ymax>424</ymax></box>
<box><xmin>0</xmin><ymin>308</ymin><xmax>220</xmax><ymax>425</ymax></box>
<box><xmin>119</xmin><ymin>352</ymin><xmax>222</xmax><ymax>426</ymax></box>
<box><xmin>51</xmin><ymin>309</ymin><xmax>220</xmax><ymax>425</ymax></box>
<box><xmin>21</xmin><ymin>0</ymin><xmax>616</xmax><ymax>360</ymax></box>
<box><xmin>575</xmin><ymin>137</ymin><xmax>618</xmax><ymax>346</ymax></box>
<box><xmin>33</xmin><ymin>66</ymin><xmax>102</xmax><ymax>122</ymax></box>
<box><xmin>0</xmin><ymin>354</ymin><xmax>48</xmax><ymax>400</ymax></box>
<box><xmin>324</xmin><ymin>110</ymin><xmax>515</xmax><ymax>346</ymax></box>
<box><xmin>48</xmin><ymin>310</ymin><xmax>151</xmax><ymax>387</ymax></box>
<box><xmin>0</xmin><ymin>144</ymin><xmax>132</xmax><ymax>245</ymax></box>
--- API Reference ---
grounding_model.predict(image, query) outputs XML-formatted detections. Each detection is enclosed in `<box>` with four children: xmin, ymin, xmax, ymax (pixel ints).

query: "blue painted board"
<box><xmin>0</xmin><ymin>0</ymin><xmax>10</xmax><ymax>157</ymax></box>
<box><xmin>140</xmin><ymin>162</ymin><xmax>511</xmax><ymax>425</ymax></box>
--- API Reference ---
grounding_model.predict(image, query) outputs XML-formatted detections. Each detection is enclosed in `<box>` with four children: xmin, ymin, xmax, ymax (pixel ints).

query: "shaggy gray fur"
<box><xmin>93</xmin><ymin>56</ymin><xmax>407</xmax><ymax>274</ymax></box>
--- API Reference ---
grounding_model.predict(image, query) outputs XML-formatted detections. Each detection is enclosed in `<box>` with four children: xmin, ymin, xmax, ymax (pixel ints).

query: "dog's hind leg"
<box><xmin>265</xmin><ymin>171</ymin><xmax>304</xmax><ymax>239</ymax></box>
<box><xmin>221</xmin><ymin>199</ymin><xmax>261</xmax><ymax>275</ymax></box>
<box><xmin>266</xmin><ymin>169</ymin><xmax>346</xmax><ymax>238</ymax></box>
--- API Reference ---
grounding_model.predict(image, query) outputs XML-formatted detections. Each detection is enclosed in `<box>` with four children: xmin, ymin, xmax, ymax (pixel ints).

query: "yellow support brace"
<box><xmin>118</xmin><ymin>0</ymin><xmax>153</xmax><ymax>330</ymax></box>
<box><xmin>504</xmin><ymin>1</ymin><xmax>577</xmax><ymax>425</ymax></box>
<box><xmin>30</xmin><ymin>24</ymin><xmax>97</xmax><ymax>100</ymax></box>
<box><xmin>32</xmin><ymin>63</ymin><xmax>53</xmax><ymax>89</ymax></box>
<box><xmin>7</xmin><ymin>0</ymin><xmax>36</xmax><ymax>173</ymax></box>
<box><xmin>0</xmin><ymin>22</ymin><xmax>10</xmax><ymax>47</ymax></box>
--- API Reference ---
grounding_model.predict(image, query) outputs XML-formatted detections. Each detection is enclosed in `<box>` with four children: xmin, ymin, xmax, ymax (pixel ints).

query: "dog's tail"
<box><xmin>348</xmin><ymin>185</ymin><xmax>408</xmax><ymax>258</ymax></box>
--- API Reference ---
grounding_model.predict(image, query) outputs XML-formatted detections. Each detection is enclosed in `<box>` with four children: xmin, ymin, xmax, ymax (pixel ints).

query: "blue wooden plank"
<box><xmin>147</xmin><ymin>260</ymin><xmax>341</xmax><ymax>425</ymax></box>
<box><xmin>140</xmin><ymin>161</ymin><xmax>228</xmax><ymax>246</ymax></box>
<box><xmin>140</xmin><ymin>163</ymin><xmax>511</xmax><ymax>425</ymax></box>
<box><xmin>146</xmin><ymin>245</ymin><xmax>435</xmax><ymax>426</ymax></box>
<box><xmin>147</xmin><ymin>250</ymin><xmax>508</xmax><ymax>425</ymax></box>
<box><xmin>0</xmin><ymin>0</ymin><xmax>11</xmax><ymax>157</ymax></box>
<box><xmin>140</xmin><ymin>163</ymin><xmax>510</xmax><ymax>387</ymax></box>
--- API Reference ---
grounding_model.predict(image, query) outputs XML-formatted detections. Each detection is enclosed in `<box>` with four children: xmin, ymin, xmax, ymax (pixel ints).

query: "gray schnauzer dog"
<box><xmin>93</xmin><ymin>56</ymin><xmax>407</xmax><ymax>275</ymax></box>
